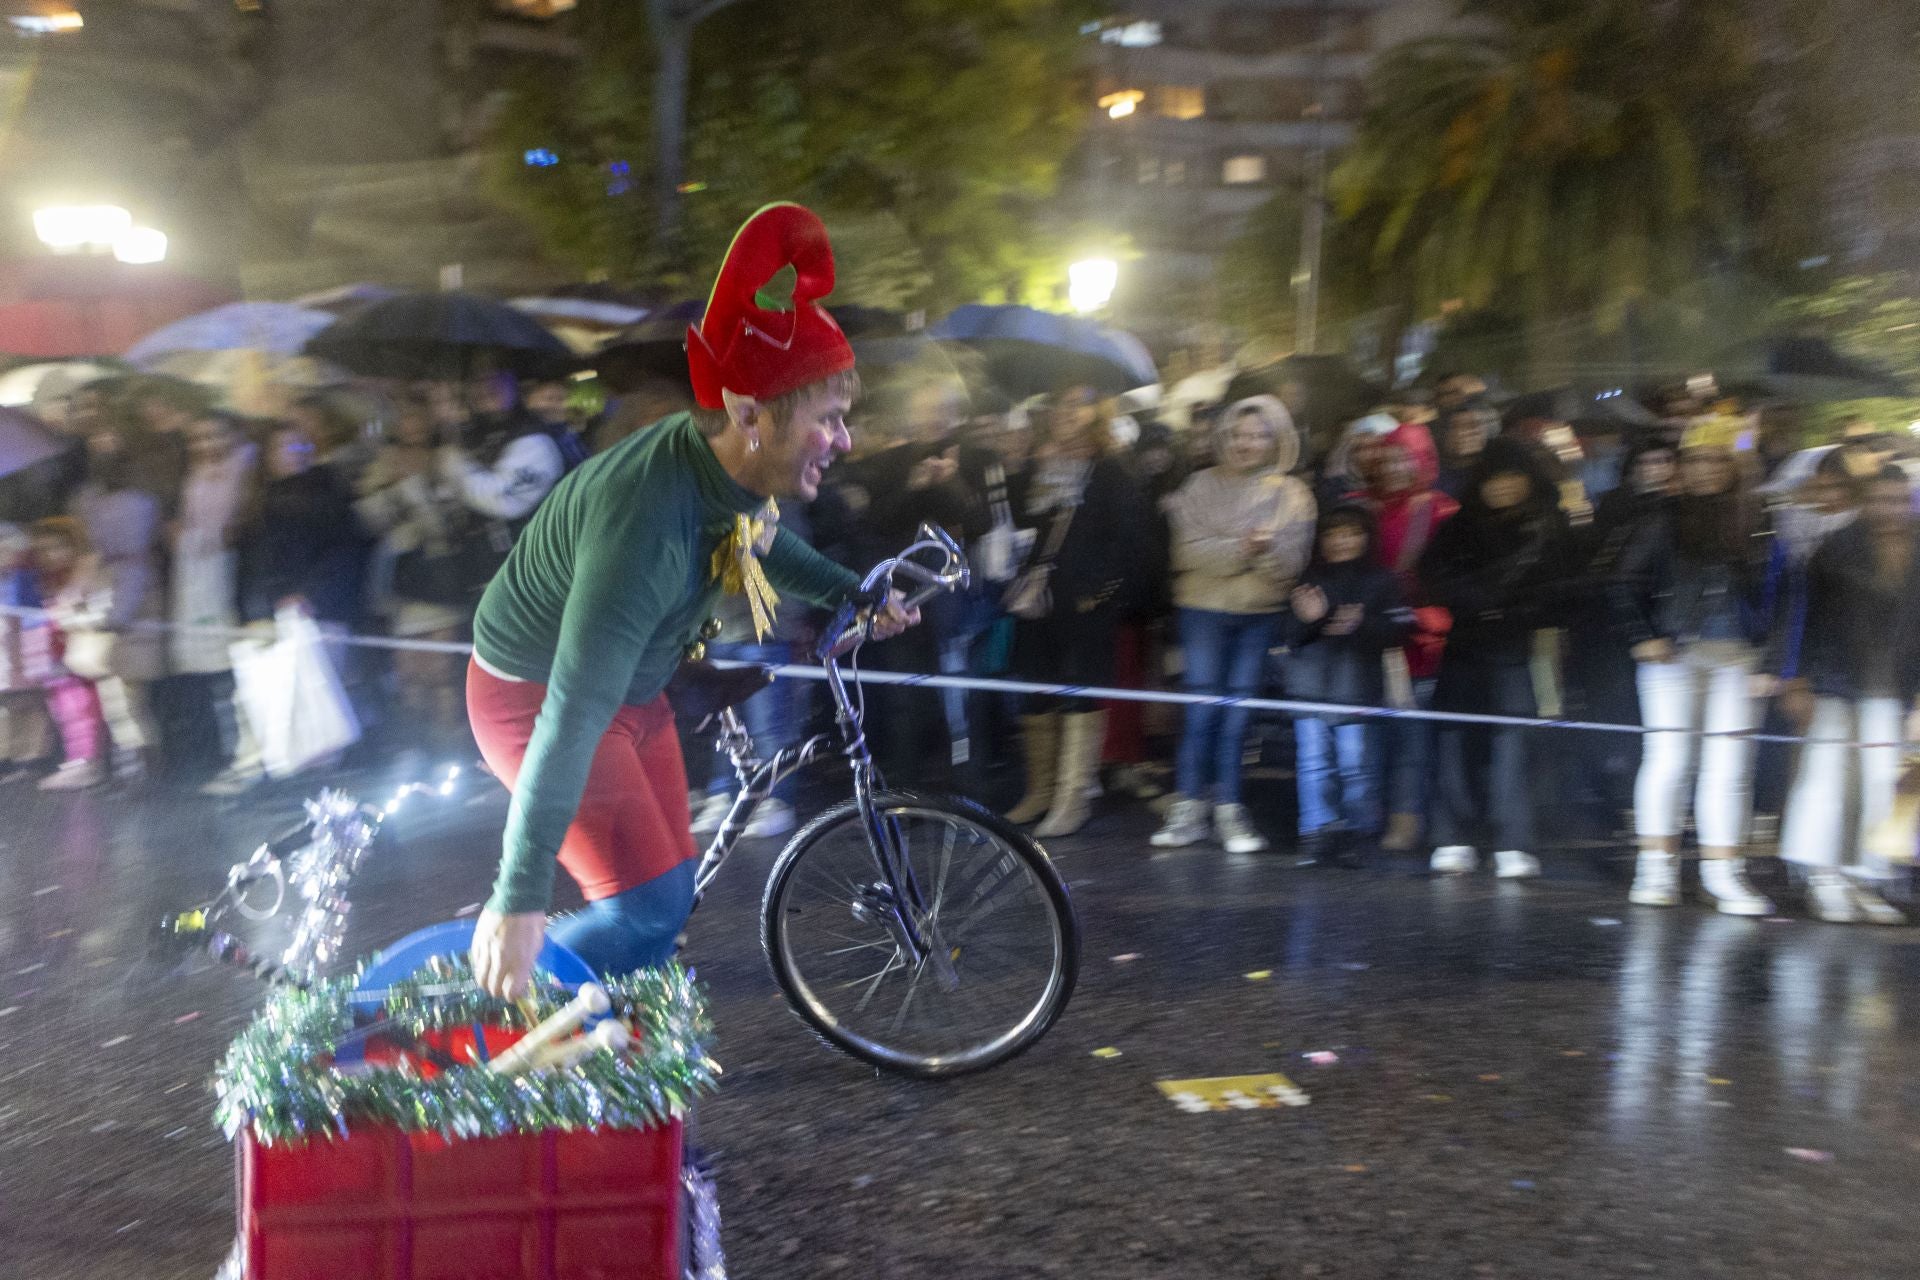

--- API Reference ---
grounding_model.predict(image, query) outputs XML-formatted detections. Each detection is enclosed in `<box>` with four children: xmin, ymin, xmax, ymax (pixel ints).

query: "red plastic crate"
<box><xmin>234</xmin><ymin>1119</ymin><xmax>683</xmax><ymax>1280</ymax></box>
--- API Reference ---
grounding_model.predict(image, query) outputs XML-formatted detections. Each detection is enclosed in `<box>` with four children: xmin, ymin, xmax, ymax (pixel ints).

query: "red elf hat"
<box><xmin>686</xmin><ymin>202</ymin><xmax>855</xmax><ymax>410</ymax></box>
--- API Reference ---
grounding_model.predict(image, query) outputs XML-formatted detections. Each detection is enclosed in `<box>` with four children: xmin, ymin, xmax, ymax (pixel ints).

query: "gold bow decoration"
<box><xmin>710</xmin><ymin>498</ymin><xmax>782</xmax><ymax>641</ymax></box>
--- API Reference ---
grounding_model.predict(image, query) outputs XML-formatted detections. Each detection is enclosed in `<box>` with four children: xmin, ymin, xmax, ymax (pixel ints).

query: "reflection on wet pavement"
<box><xmin>1</xmin><ymin>774</ymin><xmax>1916</xmax><ymax>1278</ymax></box>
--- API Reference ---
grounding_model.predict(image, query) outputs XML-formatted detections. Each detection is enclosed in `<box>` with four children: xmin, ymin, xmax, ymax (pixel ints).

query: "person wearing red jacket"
<box><xmin>1355</xmin><ymin>421</ymin><xmax>1458</xmax><ymax>852</ymax></box>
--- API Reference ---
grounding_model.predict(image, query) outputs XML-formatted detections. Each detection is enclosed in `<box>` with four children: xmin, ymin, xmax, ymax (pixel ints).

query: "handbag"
<box><xmin>973</xmin><ymin>464</ymin><xmax>1034</xmax><ymax>585</ymax></box>
<box><xmin>1002</xmin><ymin>505</ymin><xmax>1075</xmax><ymax>621</ymax></box>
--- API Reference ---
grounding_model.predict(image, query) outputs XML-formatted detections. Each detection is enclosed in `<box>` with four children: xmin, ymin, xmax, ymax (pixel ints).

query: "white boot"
<box><xmin>1806</xmin><ymin>871</ymin><xmax>1860</xmax><ymax>923</ymax></box>
<box><xmin>1493</xmin><ymin>849</ymin><xmax>1541</xmax><ymax>880</ymax></box>
<box><xmin>1214</xmin><ymin>803</ymin><xmax>1269</xmax><ymax>855</ymax></box>
<box><xmin>1845</xmin><ymin>879</ymin><xmax>1907</xmax><ymax>926</ymax></box>
<box><xmin>1629</xmin><ymin>851</ymin><xmax>1681</xmax><ymax>907</ymax></box>
<box><xmin>1150</xmin><ymin>796</ymin><xmax>1210</xmax><ymax>849</ymax></box>
<box><xmin>1699</xmin><ymin>858</ymin><xmax>1774</xmax><ymax>916</ymax></box>
<box><xmin>1429</xmin><ymin>845</ymin><xmax>1477</xmax><ymax>874</ymax></box>
<box><xmin>1035</xmin><ymin>711</ymin><xmax>1106</xmax><ymax>838</ymax></box>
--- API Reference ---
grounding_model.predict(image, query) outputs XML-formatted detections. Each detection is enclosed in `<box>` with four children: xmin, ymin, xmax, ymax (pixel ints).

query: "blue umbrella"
<box><xmin>929</xmin><ymin>304</ymin><xmax>1157</xmax><ymax>397</ymax></box>
<box><xmin>125</xmin><ymin>302</ymin><xmax>336</xmax><ymax>364</ymax></box>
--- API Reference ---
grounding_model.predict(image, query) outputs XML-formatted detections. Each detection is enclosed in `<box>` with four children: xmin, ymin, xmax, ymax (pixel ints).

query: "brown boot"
<box><xmin>1005</xmin><ymin>713</ymin><xmax>1061</xmax><ymax>825</ymax></box>
<box><xmin>1036</xmin><ymin>710</ymin><xmax>1107</xmax><ymax>838</ymax></box>
<box><xmin>1380</xmin><ymin>812</ymin><xmax>1421</xmax><ymax>852</ymax></box>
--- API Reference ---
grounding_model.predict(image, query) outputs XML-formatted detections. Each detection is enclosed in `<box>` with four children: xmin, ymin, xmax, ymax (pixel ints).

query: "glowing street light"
<box><xmin>1068</xmin><ymin>257</ymin><xmax>1119</xmax><ymax>314</ymax></box>
<box><xmin>1099</xmin><ymin>90</ymin><xmax>1143</xmax><ymax>120</ymax></box>
<box><xmin>111</xmin><ymin>226</ymin><xmax>168</xmax><ymax>265</ymax></box>
<box><xmin>33</xmin><ymin>204</ymin><xmax>132</xmax><ymax>252</ymax></box>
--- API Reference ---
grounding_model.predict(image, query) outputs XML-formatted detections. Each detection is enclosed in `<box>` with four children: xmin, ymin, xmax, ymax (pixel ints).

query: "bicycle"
<box><xmin>685</xmin><ymin>522</ymin><xmax>1080</xmax><ymax>1077</ymax></box>
<box><xmin>162</xmin><ymin>524</ymin><xmax>1080</xmax><ymax>1080</ymax></box>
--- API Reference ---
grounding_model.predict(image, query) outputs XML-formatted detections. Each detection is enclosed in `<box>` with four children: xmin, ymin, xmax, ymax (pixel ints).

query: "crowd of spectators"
<box><xmin>5</xmin><ymin>363</ymin><xmax>1918</xmax><ymax>926</ymax></box>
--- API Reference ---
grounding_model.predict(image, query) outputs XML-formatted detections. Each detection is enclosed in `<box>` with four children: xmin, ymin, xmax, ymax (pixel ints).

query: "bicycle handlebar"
<box><xmin>817</xmin><ymin>524</ymin><xmax>970</xmax><ymax>661</ymax></box>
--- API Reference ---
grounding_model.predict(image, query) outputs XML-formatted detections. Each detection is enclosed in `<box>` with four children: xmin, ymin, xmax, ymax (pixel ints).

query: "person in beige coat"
<box><xmin>1152</xmin><ymin>396</ymin><xmax>1316</xmax><ymax>853</ymax></box>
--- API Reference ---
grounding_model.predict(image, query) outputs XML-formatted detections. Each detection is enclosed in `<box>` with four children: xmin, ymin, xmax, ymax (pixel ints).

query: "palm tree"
<box><xmin>1332</xmin><ymin>1</ymin><xmax>1776</xmax><ymax>379</ymax></box>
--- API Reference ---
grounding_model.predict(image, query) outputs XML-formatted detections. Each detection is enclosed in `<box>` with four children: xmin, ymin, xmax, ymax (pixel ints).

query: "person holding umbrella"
<box><xmin>465</xmin><ymin>204</ymin><xmax>919</xmax><ymax>997</ymax></box>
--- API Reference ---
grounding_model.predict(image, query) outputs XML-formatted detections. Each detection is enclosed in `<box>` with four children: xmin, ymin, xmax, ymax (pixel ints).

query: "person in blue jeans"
<box><xmin>1153</xmin><ymin>397</ymin><xmax>1317</xmax><ymax>853</ymax></box>
<box><xmin>1283</xmin><ymin>505</ymin><xmax>1413</xmax><ymax>865</ymax></box>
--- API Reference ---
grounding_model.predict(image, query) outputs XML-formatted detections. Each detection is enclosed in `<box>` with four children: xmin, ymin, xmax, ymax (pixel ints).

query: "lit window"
<box><xmin>1222</xmin><ymin>155</ymin><xmax>1267</xmax><ymax>184</ymax></box>
<box><xmin>8</xmin><ymin>12</ymin><xmax>83</xmax><ymax>34</ymax></box>
<box><xmin>1156</xmin><ymin>85</ymin><xmax>1205</xmax><ymax>120</ymax></box>
<box><xmin>1100</xmin><ymin>20</ymin><xmax>1163</xmax><ymax>47</ymax></box>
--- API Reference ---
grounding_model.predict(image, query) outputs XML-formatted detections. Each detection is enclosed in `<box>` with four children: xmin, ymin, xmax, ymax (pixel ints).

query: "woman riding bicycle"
<box><xmin>467</xmin><ymin>204</ymin><xmax>918</xmax><ymax>997</ymax></box>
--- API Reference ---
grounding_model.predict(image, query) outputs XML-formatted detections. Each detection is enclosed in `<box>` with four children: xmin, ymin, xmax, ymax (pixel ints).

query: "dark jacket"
<box><xmin>1607</xmin><ymin>503</ymin><xmax>1778</xmax><ymax>650</ymax></box>
<box><xmin>240</xmin><ymin>465</ymin><xmax>369</xmax><ymax>626</ymax></box>
<box><xmin>1283</xmin><ymin>554</ymin><xmax>1413</xmax><ymax>711</ymax></box>
<box><xmin>1797</xmin><ymin>520</ymin><xmax>1920</xmax><ymax>702</ymax></box>
<box><xmin>1012</xmin><ymin>454</ymin><xmax>1151</xmax><ymax>620</ymax></box>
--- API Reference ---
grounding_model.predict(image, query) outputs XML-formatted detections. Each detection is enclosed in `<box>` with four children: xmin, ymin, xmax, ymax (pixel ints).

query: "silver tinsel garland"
<box><xmin>214</xmin><ymin>962</ymin><xmax>718</xmax><ymax>1147</ymax></box>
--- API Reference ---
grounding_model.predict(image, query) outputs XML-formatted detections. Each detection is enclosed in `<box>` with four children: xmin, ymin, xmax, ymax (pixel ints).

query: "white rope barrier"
<box><xmin>3</xmin><ymin>604</ymin><xmax>1909</xmax><ymax>752</ymax></box>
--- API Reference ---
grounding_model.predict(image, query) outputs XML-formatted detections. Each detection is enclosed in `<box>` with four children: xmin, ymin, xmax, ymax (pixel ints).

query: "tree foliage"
<box><xmin>487</xmin><ymin>0</ymin><xmax>1097</xmax><ymax>306</ymax></box>
<box><xmin>1331</xmin><ymin>1</ymin><xmax>1786</xmax><ymax>342</ymax></box>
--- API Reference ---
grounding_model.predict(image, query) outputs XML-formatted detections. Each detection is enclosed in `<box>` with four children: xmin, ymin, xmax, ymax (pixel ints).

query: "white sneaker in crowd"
<box><xmin>1628</xmin><ymin>851</ymin><xmax>1681</xmax><ymax>907</ymax></box>
<box><xmin>689</xmin><ymin>791</ymin><xmax>734</xmax><ymax>836</ymax></box>
<box><xmin>1214</xmin><ymin>803</ymin><xmax>1269</xmax><ymax>855</ymax></box>
<box><xmin>1150</xmin><ymin>797</ymin><xmax>1210</xmax><ymax>849</ymax></box>
<box><xmin>1429</xmin><ymin>845</ymin><xmax>1477</xmax><ymax>874</ymax></box>
<box><xmin>1699</xmin><ymin>857</ymin><xmax>1774</xmax><ymax>917</ymax></box>
<box><xmin>1806</xmin><ymin>871</ymin><xmax>1860</xmax><ymax>923</ymax></box>
<box><xmin>1845</xmin><ymin>880</ymin><xmax>1907</xmax><ymax>926</ymax></box>
<box><xmin>1493</xmin><ymin>849</ymin><xmax>1541</xmax><ymax>879</ymax></box>
<box><xmin>38</xmin><ymin>758</ymin><xmax>106</xmax><ymax>792</ymax></box>
<box><xmin>743</xmin><ymin>798</ymin><xmax>796</xmax><ymax>839</ymax></box>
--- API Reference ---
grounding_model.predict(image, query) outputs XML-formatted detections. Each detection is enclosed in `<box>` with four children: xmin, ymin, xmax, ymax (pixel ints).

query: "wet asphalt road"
<box><xmin>2</xmin><ymin>760</ymin><xmax>1919</xmax><ymax>1280</ymax></box>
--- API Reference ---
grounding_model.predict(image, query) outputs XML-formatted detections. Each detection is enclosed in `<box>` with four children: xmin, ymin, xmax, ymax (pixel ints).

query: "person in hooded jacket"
<box><xmin>1776</xmin><ymin>465</ymin><xmax>1920</xmax><ymax>925</ymax></box>
<box><xmin>1357</xmin><ymin>421</ymin><xmax>1459</xmax><ymax>851</ymax></box>
<box><xmin>1609</xmin><ymin>419</ymin><xmax>1782</xmax><ymax>915</ymax></box>
<box><xmin>1150</xmin><ymin>396</ymin><xmax>1316</xmax><ymax>854</ymax></box>
<box><xmin>1420</xmin><ymin>437</ymin><xmax>1578</xmax><ymax>879</ymax></box>
<box><xmin>1284</xmin><ymin>504</ymin><xmax>1413</xmax><ymax>864</ymax></box>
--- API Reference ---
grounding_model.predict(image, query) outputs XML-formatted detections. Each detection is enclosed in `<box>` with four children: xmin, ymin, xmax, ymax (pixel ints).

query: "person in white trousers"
<box><xmin>1778</xmin><ymin>466</ymin><xmax>1920</xmax><ymax>924</ymax></box>
<box><xmin>1610</xmin><ymin>419</ymin><xmax>1782</xmax><ymax>914</ymax></box>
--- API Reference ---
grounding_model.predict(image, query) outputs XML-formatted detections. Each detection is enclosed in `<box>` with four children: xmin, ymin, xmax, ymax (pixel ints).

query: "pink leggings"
<box><xmin>43</xmin><ymin>677</ymin><xmax>104</xmax><ymax>764</ymax></box>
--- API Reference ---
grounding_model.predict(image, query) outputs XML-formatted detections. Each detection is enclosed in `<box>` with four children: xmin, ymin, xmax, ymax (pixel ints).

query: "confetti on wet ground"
<box><xmin>1110</xmin><ymin>953</ymin><xmax>1142</xmax><ymax>963</ymax></box>
<box><xmin>172</xmin><ymin>1011</ymin><xmax>202</xmax><ymax>1025</ymax></box>
<box><xmin>1785</xmin><ymin>1148</ymin><xmax>1835</xmax><ymax>1163</ymax></box>
<box><xmin>1156</xmin><ymin>1074</ymin><xmax>1310</xmax><ymax>1112</ymax></box>
<box><xmin>1589</xmin><ymin>917</ymin><xmax>1622</xmax><ymax>927</ymax></box>
<box><xmin>1512</xmin><ymin>1179</ymin><xmax>1536</xmax><ymax>1191</ymax></box>
<box><xmin>31</xmin><ymin>885</ymin><xmax>60</xmax><ymax>896</ymax></box>
<box><xmin>1091</xmin><ymin>1047</ymin><xmax>1123</xmax><ymax>1059</ymax></box>
<box><xmin>1304</xmin><ymin>1051</ymin><xmax>1340</xmax><ymax>1066</ymax></box>
<box><xmin>100</xmin><ymin>1035</ymin><xmax>131</xmax><ymax>1049</ymax></box>
<box><xmin>1478</xmin><ymin>1073</ymin><xmax>1503</xmax><ymax>1082</ymax></box>
<box><xmin>1244</xmin><ymin>970</ymin><xmax>1272</xmax><ymax>981</ymax></box>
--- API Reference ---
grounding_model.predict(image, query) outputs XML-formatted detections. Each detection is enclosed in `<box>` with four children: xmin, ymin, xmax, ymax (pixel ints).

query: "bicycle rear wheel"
<box><xmin>762</xmin><ymin>790</ymin><xmax>1079</xmax><ymax>1078</ymax></box>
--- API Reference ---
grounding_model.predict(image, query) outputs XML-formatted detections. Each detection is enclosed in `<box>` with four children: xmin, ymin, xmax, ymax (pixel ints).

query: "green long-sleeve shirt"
<box><xmin>473</xmin><ymin>413</ymin><xmax>859</xmax><ymax>914</ymax></box>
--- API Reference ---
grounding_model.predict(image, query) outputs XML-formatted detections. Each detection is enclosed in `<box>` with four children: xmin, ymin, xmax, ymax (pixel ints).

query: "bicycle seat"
<box><xmin>665</xmin><ymin>658</ymin><xmax>774</xmax><ymax>728</ymax></box>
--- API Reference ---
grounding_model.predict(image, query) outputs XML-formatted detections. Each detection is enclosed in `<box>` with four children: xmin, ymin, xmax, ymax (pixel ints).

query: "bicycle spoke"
<box><xmin>851</xmin><ymin>951</ymin><xmax>905</xmax><ymax>1011</ymax></box>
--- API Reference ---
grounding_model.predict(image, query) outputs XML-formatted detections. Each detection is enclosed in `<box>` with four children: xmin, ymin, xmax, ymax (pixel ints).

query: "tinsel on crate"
<box><xmin>215</xmin><ymin>960</ymin><xmax>718</xmax><ymax>1147</ymax></box>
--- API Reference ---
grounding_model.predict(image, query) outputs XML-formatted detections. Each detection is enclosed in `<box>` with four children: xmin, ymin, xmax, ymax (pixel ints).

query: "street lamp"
<box><xmin>32</xmin><ymin>205</ymin><xmax>132</xmax><ymax>252</ymax></box>
<box><xmin>112</xmin><ymin>226</ymin><xmax>168</xmax><ymax>265</ymax></box>
<box><xmin>1068</xmin><ymin>257</ymin><xmax>1119</xmax><ymax>314</ymax></box>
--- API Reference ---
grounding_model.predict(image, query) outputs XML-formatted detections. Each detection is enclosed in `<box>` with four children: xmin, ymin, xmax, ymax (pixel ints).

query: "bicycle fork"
<box><xmin>850</xmin><ymin>766</ymin><xmax>962</xmax><ymax>992</ymax></box>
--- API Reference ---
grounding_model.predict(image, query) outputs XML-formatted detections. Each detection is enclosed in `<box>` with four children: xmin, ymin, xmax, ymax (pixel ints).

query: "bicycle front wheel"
<box><xmin>762</xmin><ymin>790</ymin><xmax>1079</xmax><ymax>1078</ymax></box>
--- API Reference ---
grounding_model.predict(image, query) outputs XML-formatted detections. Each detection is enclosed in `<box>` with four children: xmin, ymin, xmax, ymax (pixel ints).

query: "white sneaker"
<box><xmin>1806</xmin><ymin>871</ymin><xmax>1859</xmax><ymax>922</ymax></box>
<box><xmin>1846</xmin><ymin>880</ymin><xmax>1907</xmax><ymax>926</ymax></box>
<box><xmin>1493</xmin><ymin>849</ymin><xmax>1541</xmax><ymax>880</ymax></box>
<box><xmin>689</xmin><ymin>791</ymin><xmax>734</xmax><ymax>836</ymax></box>
<box><xmin>1430</xmin><ymin>845</ymin><xmax>1478</xmax><ymax>874</ymax></box>
<box><xmin>1150</xmin><ymin>797</ymin><xmax>1210</xmax><ymax>849</ymax></box>
<box><xmin>38</xmin><ymin>758</ymin><xmax>105</xmax><ymax>792</ymax></box>
<box><xmin>1214</xmin><ymin>803</ymin><xmax>1269</xmax><ymax>855</ymax></box>
<box><xmin>743</xmin><ymin>798</ymin><xmax>796</xmax><ymax>839</ymax></box>
<box><xmin>1629</xmin><ymin>851</ymin><xmax>1681</xmax><ymax>907</ymax></box>
<box><xmin>1699</xmin><ymin>858</ymin><xmax>1774</xmax><ymax>917</ymax></box>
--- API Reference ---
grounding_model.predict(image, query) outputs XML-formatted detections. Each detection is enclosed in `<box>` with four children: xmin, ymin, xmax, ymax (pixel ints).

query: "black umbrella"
<box><xmin>1503</xmin><ymin>385</ymin><xmax>1660</xmax><ymax>433</ymax></box>
<box><xmin>304</xmin><ymin>291</ymin><xmax>573</xmax><ymax>380</ymax></box>
<box><xmin>928</xmin><ymin>305</ymin><xmax>1157</xmax><ymax>398</ymax></box>
<box><xmin>1711</xmin><ymin>336</ymin><xmax>1913</xmax><ymax>403</ymax></box>
<box><xmin>585</xmin><ymin>299</ymin><xmax>703</xmax><ymax>394</ymax></box>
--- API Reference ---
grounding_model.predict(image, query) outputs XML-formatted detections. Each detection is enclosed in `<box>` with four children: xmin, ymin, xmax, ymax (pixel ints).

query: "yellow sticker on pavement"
<box><xmin>1155</xmin><ymin>1073</ymin><xmax>1310</xmax><ymax>1112</ymax></box>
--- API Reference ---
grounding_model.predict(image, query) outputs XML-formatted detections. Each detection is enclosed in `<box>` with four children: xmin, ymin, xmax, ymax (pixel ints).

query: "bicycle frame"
<box><xmin>687</xmin><ymin>524</ymin><xmax>968</xmax><ymax>982</ymax></box>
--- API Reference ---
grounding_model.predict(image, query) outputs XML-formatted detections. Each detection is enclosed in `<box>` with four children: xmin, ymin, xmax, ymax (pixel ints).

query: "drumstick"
<box><xmin>526</xmin><ymin>1018</ymin><xmax>632</xmax><ymax>1072</ymax></box>
<box><xmin>486</xmin><ymin>983</ymin><xmax>611</xmax><ymax>1075</ymax></box>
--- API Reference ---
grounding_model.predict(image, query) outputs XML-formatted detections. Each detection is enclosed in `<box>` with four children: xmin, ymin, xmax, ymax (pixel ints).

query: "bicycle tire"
<box><xmin>761</xmin><ymin>789</ymin><xmax>1081</xmax><ymax>1079</ymax></box>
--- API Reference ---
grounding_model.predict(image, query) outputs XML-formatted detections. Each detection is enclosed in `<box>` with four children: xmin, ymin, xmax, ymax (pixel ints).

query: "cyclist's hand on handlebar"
<box><xmin>471</xmin><ymin>907</ymin><xmax>546</xmax><ymax>999</ymax></box>
<box><xmin>870</xmin><ymin>588</ymin><xmax>920</xmax><ymax>641</ymax></box>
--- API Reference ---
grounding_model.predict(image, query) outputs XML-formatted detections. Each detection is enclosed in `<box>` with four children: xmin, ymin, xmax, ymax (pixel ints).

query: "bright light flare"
<box><xmin>111</xmin><ymin>226</ymin><xmax>168</xmax><ymax>264</ymax></box>
<box><xmin>33</xmin><ymin>204</ymin><xmax>130</xmax><ymax>251</ymax></box>
<box><xmin>1068</xmin><ymin>257</ymin><xmax>1119</xmax><ymax>314</ymax></box>
<box><xmin>8</xmin><ymin>12</ymin><xmax>82</xmax><ymax>34</ymax></box>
